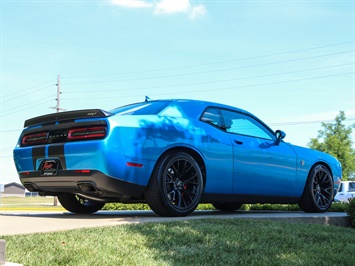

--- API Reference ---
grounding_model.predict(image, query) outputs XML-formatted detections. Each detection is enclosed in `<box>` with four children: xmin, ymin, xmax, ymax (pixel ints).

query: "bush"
<box><xmin>346</xmin><ymin>198</ymin><xmax>355</xmax><ymax>227</ymax></box>
<box><xmin>102</xmin><ymin>202</ymin><xmax>349</xmax><ymax>213</ymax></box>
<box><xmin>329</xmin><ymin>202</ymin><xmax>348</xmax><ymax>212</ymax></box>
<box><xmin>102</xmin><ymin>203</ymin><xmax>151</xmax><ymax>211</ymax></box>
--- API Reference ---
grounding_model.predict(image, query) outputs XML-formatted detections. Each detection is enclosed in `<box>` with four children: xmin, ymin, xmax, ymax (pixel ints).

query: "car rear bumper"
<box><xmin>19</xmin><ymin>170</ymin><xmax>146</xmax><ymax>202</ymax></box>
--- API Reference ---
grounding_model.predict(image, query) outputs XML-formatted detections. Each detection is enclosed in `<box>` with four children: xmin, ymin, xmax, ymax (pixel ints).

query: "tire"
<box><xmin>144</xmin><ymin>152</ymin><xmax>204</xmax><ymax>217</ymax></box>
<box><xmin>212</xmin><ymin>202</ymin><xmax>243</xmax><ymax>212</ymax></box>
<box><xmin>299</xmin><ymin>164</ymin><xmax>334</xmax><ymax>213</ymax></box>
<box><xmin>57</xmin><ymin>194</ymin><xmax>105</xmax><ymax>214</ymax></box>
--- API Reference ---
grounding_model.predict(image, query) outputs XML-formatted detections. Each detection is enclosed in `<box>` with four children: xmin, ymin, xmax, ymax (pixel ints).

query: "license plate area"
<box><xmin>40</xmin><ymin>160</ymin><xmax>59</xmax><ymax>176</ymax></box>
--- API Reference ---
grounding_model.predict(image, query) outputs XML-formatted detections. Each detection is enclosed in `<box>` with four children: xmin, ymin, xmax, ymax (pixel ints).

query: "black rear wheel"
<box><xmin>58</xmin><ymin>194</ymin><xmax>105</xmax><ymax>214</ymax></box>
<box><xmin>299</xmin><ymin>164</ymin><xmax>333</xmax><ymax>213</ymax></box>
<box><xmin>145</xmin><ymin>152</ymin><xmax>204</xmax><ymax>217</ymax></box>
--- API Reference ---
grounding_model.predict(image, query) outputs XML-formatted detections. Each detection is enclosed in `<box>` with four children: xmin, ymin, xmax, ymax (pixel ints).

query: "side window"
<box><xmin>200</xmin><ymin>107</ymin><xmax>223</xmax><ymax>129</ymax></box>
<box><xmin>349</xmin><ymin>182</ymin><xmax>355</xmax><ymax>192</ymax></box>
<box><xmin>220</xmin><ymin>109</ymin><xmax>274</xmax><ymax>140</ymax></box>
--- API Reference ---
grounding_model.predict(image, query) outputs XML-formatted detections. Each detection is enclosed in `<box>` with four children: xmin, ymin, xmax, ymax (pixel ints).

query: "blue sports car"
<box><xmin>13</xmin><ymin>99</ymin><xmax>342</xmax><ymax>216</ymax></box>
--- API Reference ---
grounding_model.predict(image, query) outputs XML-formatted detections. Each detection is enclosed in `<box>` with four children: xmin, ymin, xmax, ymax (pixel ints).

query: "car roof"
<box><xmin>164</xmin><ymin>99</ymin><xmax>255</xmax><ymax>118</ymax></box>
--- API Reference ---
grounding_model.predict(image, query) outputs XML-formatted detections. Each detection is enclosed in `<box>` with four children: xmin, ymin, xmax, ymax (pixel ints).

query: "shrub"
<box><xmin>102</xmin><ymin>202</ymin><xmax>348</xmax><ymax>212</ymax></box>
<box><xmin>329</xmin><ymin>202</ymin><xmax>348</xmax><ymax>212</ymax></box>
<box><xmin>102</xmin><ymin>203</ymin><xmax>151</xmax><ymax>211</ymax></box>
<box><xmin>345</xmin><ymin>198</ymin><xmax>355</xmax><ymax>227</ymax></box>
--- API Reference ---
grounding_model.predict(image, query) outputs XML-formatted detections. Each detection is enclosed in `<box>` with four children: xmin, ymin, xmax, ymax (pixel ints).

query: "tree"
<box><xmin>308</xmin><ymin>111</ymin><xmax>355</xmax><ymax>180</ymax></box>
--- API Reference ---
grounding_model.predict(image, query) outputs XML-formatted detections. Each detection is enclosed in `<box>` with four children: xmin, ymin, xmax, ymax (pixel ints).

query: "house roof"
<box><xmin>4</xmin><ymin>182</ymin><xmax>25</xmax><ymax>190</ymax></box>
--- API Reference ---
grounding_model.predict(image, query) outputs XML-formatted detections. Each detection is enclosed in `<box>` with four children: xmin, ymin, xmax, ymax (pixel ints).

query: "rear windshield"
<box><xmin>110</xmin><ymin>100</ymin><xmax>172</xmax><ymax>115</ymax></box>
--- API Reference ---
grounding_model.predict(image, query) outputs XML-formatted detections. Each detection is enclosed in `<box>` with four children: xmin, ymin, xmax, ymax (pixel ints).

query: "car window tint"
<box><xmin>349</xmin><ymin>182</ymin><xmax>355</xmax><ymax>192</ymax></box>
<box><xmin>220</xmin><ymin>109</ymin><xmax>274</xmax><ymax>140</ymax></box>
<box><xmin>200</xmin><ymin>107</ymin><xmax>223</xmax><ymax>129</ymax></box>
<box><xmin>110</xmin><ymin>101</ymin><xmax>171</xmax><ymax>115</ymax></box>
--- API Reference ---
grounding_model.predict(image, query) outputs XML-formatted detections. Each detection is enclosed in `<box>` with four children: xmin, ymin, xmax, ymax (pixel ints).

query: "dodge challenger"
<box><xmin>13</xmin><ymin>99</ymin><xmax>342</xmax><ymax>216</ymax></box>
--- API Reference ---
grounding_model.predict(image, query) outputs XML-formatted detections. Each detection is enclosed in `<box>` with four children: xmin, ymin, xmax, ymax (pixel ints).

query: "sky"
<box><xmin>0</xmin><ymin>0</ymin><xmax>354</xmax><ymax>184</ymax></box>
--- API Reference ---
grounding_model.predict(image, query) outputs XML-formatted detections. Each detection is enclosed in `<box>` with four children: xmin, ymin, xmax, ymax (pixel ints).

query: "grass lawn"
<box><xmin>3</xmin><ymin>218</ymin><xmax>355</xmax><ymax>266</ymax></box>
<box><xmin>0</xmin><ymin>196</ymin><xmax>65</xmax><ymax>211</ymax></box>
<box><xmin>1</xmin><ymin>197</ymin><xmax>354</xmax><ymax>265</ymax></box>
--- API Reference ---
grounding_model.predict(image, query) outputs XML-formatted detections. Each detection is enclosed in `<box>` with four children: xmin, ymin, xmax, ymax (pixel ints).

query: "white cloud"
<box><xmin>109</xmin><ymin>0</ymin><xmax>153</xmax><ymax>9</ymax></box>
<box><xmin>188</xmin><ymin>4</ymin><xmax>207</xmax><ymax>19</ymax></box>
<box><xmin>154</xmin><ymin>0</ymin><xmax>190</xmax><ymax>14</ymax></box>
<box><xmin>109</xmin><ymin>0</ymin><xmax>207</xmax><ymax>19</ymax></box>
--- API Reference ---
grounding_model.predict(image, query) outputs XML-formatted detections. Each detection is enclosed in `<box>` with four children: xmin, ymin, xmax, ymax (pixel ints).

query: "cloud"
<box><xmin>110</xmin><ymin>0</ymin><xmax>153</xmax><ymax>8</ymax></box>
<box><xmin>109</xmin><ymin>0</ymin><xmax>207</xmax><ymax>19</ymax></box>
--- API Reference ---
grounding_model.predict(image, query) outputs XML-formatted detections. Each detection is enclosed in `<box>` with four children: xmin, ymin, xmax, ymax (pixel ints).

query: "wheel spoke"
<box><xmin>164</xmin><ymin>157</ymin><xmax>201</xmax><ymax>211</ymax></box>
<box><xmin>323</xmin><ymin>187</ymin><xmax>332</xmax><ymax>196</ymax></box>
<box><xmin>313</xmin><ymin>167</ymin><xmax>332</xmax><ymax>208</ymax></box>
<box><xmin>184</xmin><ymin>173</ymin><xmax>198</xmax><ymax>184</ymax></box>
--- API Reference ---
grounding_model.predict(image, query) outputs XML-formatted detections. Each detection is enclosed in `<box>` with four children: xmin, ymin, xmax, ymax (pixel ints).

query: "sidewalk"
<box><xmin>0</xmin><ymin>210</ymin><xmax>351</xmax><ymax>236</ymax></box>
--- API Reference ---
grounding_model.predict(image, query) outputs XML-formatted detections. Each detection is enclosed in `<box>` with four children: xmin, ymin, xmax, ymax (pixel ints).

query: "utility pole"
<box><xmin>53</xmin><ymin>74</ymin><xmax>63</xmax><ymax>206</ymax></box>
<box><xmin>51</xmin><ymin>74</ymin><xmax>65</xmax><ymax>113</ymax></box>
<box><xmin>56</xmin><ymin>74</ymin><xmax>61</xmax><ymax>113</ymax></box>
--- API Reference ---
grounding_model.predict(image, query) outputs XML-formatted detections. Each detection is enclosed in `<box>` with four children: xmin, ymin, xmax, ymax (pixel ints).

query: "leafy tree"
<box><xmin>308</xmin><ymin>111</ymin><xmax>355</xmax><ymax>180</ymax></box>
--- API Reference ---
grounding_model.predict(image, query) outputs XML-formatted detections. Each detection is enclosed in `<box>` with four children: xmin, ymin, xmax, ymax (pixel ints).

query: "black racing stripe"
<box><xmin>48</xmin><ymin>144</ymin><xmax>67</xmax><ymax>170</ymax></box>
<box><xmin>32</xmin><ymin>146</ymin><xmax>45</xmax><ymax>170</ymax></box>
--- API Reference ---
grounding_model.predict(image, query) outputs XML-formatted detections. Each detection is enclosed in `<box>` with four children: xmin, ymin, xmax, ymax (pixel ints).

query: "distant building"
<box><xmin>3</xmin><ymin>182</ymin><xmax>25</xmax><ymax>197</ymax></box>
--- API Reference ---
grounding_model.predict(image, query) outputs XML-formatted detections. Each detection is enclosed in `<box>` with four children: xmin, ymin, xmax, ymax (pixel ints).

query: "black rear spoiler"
<box><xmin>24</xmin><ymin>109</ymin><xmax>112</xmax><ymax>128</ymax></box>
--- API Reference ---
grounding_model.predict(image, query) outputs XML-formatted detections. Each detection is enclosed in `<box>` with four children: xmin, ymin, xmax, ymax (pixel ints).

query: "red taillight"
<box><xmin>126</xmin><ymin>162</ymin><xmax>143</xmax><ymax>168</ymax></box>
<box><xmin>74</xmin><ymin>170</ymin><xmax>91</xmax><ymax>173</ymax></box>
<box><xmin>22</xmin><ymin>132</ymin><xmax>48</xmax><ymax>146</ymax></box>
<box><xmin>68</xmin><ymin>126</ymin><xmax>107</xmax><ymax>141</ymax></box>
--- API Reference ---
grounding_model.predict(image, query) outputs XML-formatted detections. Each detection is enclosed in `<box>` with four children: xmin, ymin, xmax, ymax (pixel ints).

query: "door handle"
<box><xmin>234</xmin><ymin>140</ymin><xmax>243</xmax><ymax>145</ymax></box>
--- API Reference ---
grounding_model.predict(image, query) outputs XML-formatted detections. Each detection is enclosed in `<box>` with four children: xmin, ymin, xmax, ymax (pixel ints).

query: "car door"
<box><xmin>220</xmin><ymin>109</ymin><xmax>298</xmax><ymax>197</ymax></box>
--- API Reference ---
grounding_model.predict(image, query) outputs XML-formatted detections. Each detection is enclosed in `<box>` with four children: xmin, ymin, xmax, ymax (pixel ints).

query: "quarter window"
<box><xmin>200</xmin><ymin>107</ymin><xmax>223</xmax><ymax>129</ymax></box>
<box><xmin>220</xmin><ymin>109</ymin><xmax>274</xmax><ymax>140</ymax></box>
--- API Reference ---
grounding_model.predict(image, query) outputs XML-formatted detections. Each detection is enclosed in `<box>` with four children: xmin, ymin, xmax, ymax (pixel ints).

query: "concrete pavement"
<box><xmin>0</xmin><ymin>210</ymin><xmax>351</xmax><ymax>236</ymax></box>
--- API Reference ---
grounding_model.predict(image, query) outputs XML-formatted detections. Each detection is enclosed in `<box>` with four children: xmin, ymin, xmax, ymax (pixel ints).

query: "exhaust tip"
<box><xmin>23</xmin><ymin>183</ymin><xmax>37</xmax><ymax>192</ymax></box>
<box><xmin>77</xmin><ymin>182</ymin><xmax>99</xmax><ymax>193</ymax></box>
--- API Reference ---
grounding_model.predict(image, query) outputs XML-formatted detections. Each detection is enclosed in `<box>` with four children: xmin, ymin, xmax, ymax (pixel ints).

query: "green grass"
<box><xmin>1</xmin><ymin>196</ymin><xmax>348</xmax><ymax>212</ymax></box>
<box><xmin>0</xmin><ymin>196</ymin><xmax>65</xmax><ymax>211</ymax></box>
<box><xmin>3</xmin><ymin>219</ymin><xmax>355</xmax><ymax>266</ymax></box>
<box><xmin>0</xmin><ymin>196</ymin><xmax>55</xmax><ymax>205</ymax></box>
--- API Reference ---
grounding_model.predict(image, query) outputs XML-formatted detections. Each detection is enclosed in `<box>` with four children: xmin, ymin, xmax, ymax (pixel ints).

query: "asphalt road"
<box><xmin>0</xmin><ymin>210</ymin><xmax>350</xmax><ymax>236</ymax></box>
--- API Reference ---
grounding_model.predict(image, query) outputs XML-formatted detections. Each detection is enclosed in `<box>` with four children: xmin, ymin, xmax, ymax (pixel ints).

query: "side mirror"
<box><xmin>274</xmin><ymin>130</ymin><xmax>286</xmax><ymax>145</ymax></box>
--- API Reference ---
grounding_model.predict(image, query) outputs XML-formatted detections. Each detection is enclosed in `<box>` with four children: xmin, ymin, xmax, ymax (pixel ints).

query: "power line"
<box><xmin>64</xmin><ymin>62</ymin><xmax>354</xmax><ymax>94</ymax></box>
<box><xmin>1</xmin><ymin>97</ymin><xmax>54</xmax><ymax>115</ymax></box>
<box><xmin>61</xmin><ymin>41</ymin><xmax>354</xmax><ymax>80</ymax></box>
<box><xmin>2</xmin><ymin>79</ymin><xmax>56</xmax><ymax>98</ymax></box>
<box><xmin>60</xmin><ymin>50</ymin><xmax>354</xmax><ymax>86</ymax></box>
<box><xmin>0</xmin><ymin>129</ymin><xmax>22</xmax><ymax>133</ymax></box>
<box><xmin>1</xmin><ymin>84</ymin><xmax>55</xmax><ymax>104</ymax></box>
<box><xmin>0</xmin><ymin>99</ymin><xmax>54</xmax><ymax>117</ymax></box>
<box><xmin>270</xmin><ymin>118</ymin><xmax>355</xmax><ymax>127</ymax></box>
<box><xmin>62</xmin><ymin>71</ymin><xmax>354</xmax><ymax>100</ymax></box>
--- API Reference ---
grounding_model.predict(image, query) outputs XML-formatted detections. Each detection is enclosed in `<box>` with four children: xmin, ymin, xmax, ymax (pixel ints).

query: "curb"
<box><xmin>0</xmin><ymin>240</ymin><xmax>22</xmax><ymax>266</ymax></box>
<box><xmin>249</xmin><ymin>215</ymin><xmax>352</xmax><ymax>227</ymax></box>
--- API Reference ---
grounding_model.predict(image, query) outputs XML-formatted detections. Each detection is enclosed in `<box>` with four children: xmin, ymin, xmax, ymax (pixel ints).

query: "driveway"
<box><xmin>0</xmin><ymin>210</ymin><xmax>350</xmax><ymax>236</ymax></box>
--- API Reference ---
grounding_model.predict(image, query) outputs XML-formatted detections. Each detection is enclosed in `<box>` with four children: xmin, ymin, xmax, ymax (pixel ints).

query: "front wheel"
<box><xmin>144</xmin><ymin>152</ymin><xmax>204</xmax><ymax>217</ymax></box>
<box><xmin>58</xmin><ymin>194</ymin><xmax>105</xmax><ymax>214</ymax></box>
<box><xmin>299</xmin><ymin>164</ymin><xmax>334</xmax><ymax>213</ymax></box>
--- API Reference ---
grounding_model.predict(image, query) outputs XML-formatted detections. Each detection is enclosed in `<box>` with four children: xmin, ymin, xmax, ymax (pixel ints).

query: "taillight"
<box><xmin>21</xmin><ymin>132</ymin><xmax>48</xmax><ymax>146</ymax></box>
<box><xmin>68</xmin><ymin>126</ymin><xmax>107</xmax><ymax>141</ymax></box>
<box><xmin>126</xmin><ymin>162</ymin><xmax>144</xmax><ymax>168</ymax></box>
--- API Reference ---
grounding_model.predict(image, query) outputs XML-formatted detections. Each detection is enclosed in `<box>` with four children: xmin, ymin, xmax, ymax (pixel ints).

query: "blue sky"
<box><xmin>1</xmin><ymin>0</ymin><xmax>354</xmax><ymax>184</ymax></box>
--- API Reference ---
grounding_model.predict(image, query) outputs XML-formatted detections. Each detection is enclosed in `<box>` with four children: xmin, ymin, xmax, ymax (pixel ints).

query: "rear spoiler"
<box><xmin>24</xmin><ymin>109</ymin><xmax>112</xmax><ymax>128</ymax></box>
